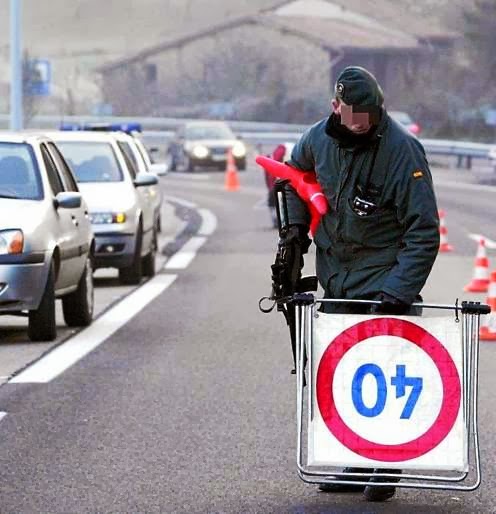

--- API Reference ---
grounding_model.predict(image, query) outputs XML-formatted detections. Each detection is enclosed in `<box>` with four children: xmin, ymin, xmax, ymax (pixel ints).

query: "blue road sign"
<box><xmin>26</xmin><ymin>59</ymin><xmax>51</xmax><ymax>96</ymax></box>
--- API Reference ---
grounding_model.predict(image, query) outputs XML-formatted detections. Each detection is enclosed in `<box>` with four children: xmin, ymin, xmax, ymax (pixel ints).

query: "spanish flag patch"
<box><xmin>413</xmin><ymin>169</ymin><xmax>424</xmax><ymax>179</ymax></box>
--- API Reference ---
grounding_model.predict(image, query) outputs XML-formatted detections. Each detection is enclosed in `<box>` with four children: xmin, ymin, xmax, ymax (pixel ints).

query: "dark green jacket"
<box><xmin>287</xmin><ymin>111</ymin><xmax>440</xmax><ymax>304</ymax></box>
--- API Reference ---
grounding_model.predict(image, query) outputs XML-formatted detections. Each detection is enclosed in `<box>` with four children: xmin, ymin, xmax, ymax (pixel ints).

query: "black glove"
<box><xmin>279</xmin><ymin>224</ymin><xmax>311</xmax><ymax>254</ymax></box>
<box><xmin>370</xmin><ymin>292</ymin><xmax>410</xmax><ymax>315</ymax></box>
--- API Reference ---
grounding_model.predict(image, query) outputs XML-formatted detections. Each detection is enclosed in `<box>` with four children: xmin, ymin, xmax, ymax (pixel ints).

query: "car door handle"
<box><xmin>71</xmin><ymin>215</ymin><xmax>79</xmax><ymax>227</ymax></box>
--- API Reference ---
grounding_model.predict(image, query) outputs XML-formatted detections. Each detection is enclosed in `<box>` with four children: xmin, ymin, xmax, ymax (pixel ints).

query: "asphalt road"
<box><xmin>0</xmin><ymin>159</ymin><xmax>495</xmax><ymax>513</ymax></box>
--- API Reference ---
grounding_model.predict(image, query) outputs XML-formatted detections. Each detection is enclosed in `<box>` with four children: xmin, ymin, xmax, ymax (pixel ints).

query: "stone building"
<box><xmin>98</xmin><ymin>0</ymin><xmax>459</xmax><ymax>121</ymax></box>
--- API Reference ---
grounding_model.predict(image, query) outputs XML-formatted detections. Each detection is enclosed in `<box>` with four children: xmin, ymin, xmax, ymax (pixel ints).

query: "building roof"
<box><xmin>98</xmin><ymin>0</ymin><xmax>457</xmax><ymax>73</ymax></box>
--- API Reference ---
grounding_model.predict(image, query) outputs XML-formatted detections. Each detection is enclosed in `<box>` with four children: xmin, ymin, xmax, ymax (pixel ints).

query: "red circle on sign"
<box><xmin>316</xmin><ymin>317</ymin><xmax>461</xmax><ymax>462</ymax></box>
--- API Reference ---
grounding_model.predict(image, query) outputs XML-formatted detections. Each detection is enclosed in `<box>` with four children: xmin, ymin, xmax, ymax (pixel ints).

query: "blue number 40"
<box><xmin>391</xmin><ymin>364</ymin><xmax>423</xmax><ymax>419</ymax></box>
<box><xmin>351</xmin><ymin>364</ymin><xmax>423</xmax><ymax>420</ymax></box>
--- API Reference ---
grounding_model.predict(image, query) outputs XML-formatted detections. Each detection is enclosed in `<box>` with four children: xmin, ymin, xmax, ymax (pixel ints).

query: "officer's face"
<box><xmin>332</xmin><ymin>100</ymin><xmax>374</xmax><ymax>134</ymax></box>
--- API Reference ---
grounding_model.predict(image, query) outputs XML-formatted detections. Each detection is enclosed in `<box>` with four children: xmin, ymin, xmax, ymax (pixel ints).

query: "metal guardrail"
<box><xmin>421</xmin><ymin>139</ymin><xmax>496</xmax><ymax>169</ymax></box>
<box><xmin>1</xmin><ymin>113</ymin><xmax>494</xmax><ymax>167</ymax></box>
<box><xmin>0</xmin><ymin>114</ymin><xmax>307</xmax><ymax>135</ymax></box>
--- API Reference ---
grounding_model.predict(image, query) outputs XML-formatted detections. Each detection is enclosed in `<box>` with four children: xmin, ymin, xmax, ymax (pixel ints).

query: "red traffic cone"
<box><xmin>438</xmin><ymin>209</ymin><xmax>453</xmax><ymax>252</ymax></box>
<box><xmin>464</xmin><ymin>238</ymin><xmax>490</xmax><ymax>292</ymax></box>
<box><xmin>224</xmin><ymin>149</ymin><xmax>240</xmax><ymax>192</ymax></box>
<box><xmin>480</xmin><ymin>270</ymin><xmax>496</xmax><ymax>341</ymax></box>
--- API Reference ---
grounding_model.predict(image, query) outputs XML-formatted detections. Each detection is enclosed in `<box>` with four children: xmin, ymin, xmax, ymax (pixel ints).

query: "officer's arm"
<box><xmin>381</xmin><ymin>139</ymin><xmax>440</xmax><ymax>304</ymax></box>
<box><xmin>284</xmin><ymin>129</ymin><xmax>313</xmax><ymax>228</ymax></box>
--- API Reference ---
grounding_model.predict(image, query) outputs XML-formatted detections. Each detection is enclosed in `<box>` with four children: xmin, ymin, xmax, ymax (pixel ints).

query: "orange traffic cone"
<box><xmin>464</xmin><ymin>238</ymin><xmax>490</xmax><ymax>292</ymax></box>
<box><xmin>480</xmin><ymin>270</ymin><xmax>496</xmax><ymax>341</ymax></box>
<box><xmin>224</xmin><ymin>149</ymin><xmax>240</xmax><ymax>192</ymax></box>
<box><xmin>438</xmin><ymin>209</ymin><xmax>453</xmax><ymax>252</ymax></box>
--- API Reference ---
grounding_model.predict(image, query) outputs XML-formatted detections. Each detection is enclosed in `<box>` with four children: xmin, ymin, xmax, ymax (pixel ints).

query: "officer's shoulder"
<box><xmin>301</xmin><ymin>118</ymin><xmax>329</xmax><ymax>144</ymax></box>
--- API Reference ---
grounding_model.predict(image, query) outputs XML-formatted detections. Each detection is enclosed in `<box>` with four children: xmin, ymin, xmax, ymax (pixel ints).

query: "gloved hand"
<box><xmin>280</xmin><ymin>224</ymin><xmax>311</xmax><ymax>254</ymax></box>
<box><xmin>370</xmin><ymin>292</ymin><xmax>410</xmax><ymax>315</ymax></box>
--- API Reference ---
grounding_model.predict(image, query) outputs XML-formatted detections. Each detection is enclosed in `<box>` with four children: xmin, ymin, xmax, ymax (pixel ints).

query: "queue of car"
<box><xmin>0</xmin><ymin>124</ymin><xmax>161</xmax><ymax>342</ymax></box>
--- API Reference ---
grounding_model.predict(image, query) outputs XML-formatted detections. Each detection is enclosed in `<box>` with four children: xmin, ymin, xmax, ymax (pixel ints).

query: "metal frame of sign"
<box><xmin>294</xmin><ymin>296</ymin><xmax>487</xmax><ymax>492</ymax></box>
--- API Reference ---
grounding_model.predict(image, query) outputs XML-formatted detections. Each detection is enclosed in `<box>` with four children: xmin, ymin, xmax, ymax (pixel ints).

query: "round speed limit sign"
<box><xmin>310</xmin><ymin>315</ymin><xmax>466</xmax><ymax>471</ymax></box>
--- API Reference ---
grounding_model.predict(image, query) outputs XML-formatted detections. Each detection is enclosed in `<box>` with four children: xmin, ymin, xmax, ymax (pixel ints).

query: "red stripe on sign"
<box><xmin>316</xmin><ymin>317</ymin><xmax>461</xmax><ymax>462</ymax></box>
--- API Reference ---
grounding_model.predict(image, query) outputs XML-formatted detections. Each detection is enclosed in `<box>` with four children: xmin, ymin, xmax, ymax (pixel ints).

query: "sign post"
<box><xmin>10</xmin><ymin>0</ymin><xmax>23</xmax><ymax>130</ymax></box>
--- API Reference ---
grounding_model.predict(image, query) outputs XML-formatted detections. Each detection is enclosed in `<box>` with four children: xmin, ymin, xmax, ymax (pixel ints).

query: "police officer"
<box><xmin>285</xmin><ymin>66</ymin><xmax>440</xmax><ymax>501</ymax></box>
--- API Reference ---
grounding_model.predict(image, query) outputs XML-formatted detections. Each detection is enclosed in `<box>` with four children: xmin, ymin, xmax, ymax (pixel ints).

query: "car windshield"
<box><xmin>55</xmin><ymin>141</ymin><xmax>123</xmax><ymax>182</ymax></box>
<box><xmin>0</xmin><ymin>143</ymin><xmax>42</xmax><ymax>200</ymax></box>
<box><xmin>184</xmin><ymin>125</ymin><xmax>234</xmax><ymax>140</ymax></box>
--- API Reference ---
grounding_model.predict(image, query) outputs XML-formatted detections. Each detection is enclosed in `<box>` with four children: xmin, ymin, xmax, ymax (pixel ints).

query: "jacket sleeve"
<box><xmin>381</xmin><ymin>138</ymin><xmax>440</xmax><ymax>304</ymax></box>
<box><xmin>284</xmin><ymin>129</ymin><xmax>313</xmax><ymax>227</ymax></box>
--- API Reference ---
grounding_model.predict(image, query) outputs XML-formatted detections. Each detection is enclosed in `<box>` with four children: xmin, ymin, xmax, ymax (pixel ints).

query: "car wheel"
<box><xmin>28</xmin><ymin>262</ymin><xmax>56</xmax><ymax>341</ymax></box>
<box><xmin>156</xmin><ymin>213</ymin><xmax>162</xmax><ymax>233</ymax></box>
<box><xmin>119</xmin><ymin>224</ymin><xmax>143</xmax><ymax>285</ymax></box>
<box><xmin>142</xmin><ymin>229</ymin><xmax>157</xmax><ymax>278</ymax></box>
<box><xmin>62</xmin><ymin>254</ymin><xmax>94</xmax><ymax>327</ymax></box>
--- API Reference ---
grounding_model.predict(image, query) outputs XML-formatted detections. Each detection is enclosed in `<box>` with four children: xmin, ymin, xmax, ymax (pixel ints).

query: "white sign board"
<box><xmin>309</xmin><ymin>314</ymin><xmax>466</xmax><ymax>471</ymax></box>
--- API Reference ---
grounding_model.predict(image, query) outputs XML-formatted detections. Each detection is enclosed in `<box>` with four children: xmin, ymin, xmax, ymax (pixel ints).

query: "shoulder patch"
<box><xmin>413</xmin><ymin>169</ymin><xmax>424</xmax><ymax>179</ymax></box>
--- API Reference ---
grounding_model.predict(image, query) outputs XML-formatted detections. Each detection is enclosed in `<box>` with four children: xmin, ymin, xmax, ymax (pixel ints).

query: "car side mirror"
<box><xmin>134</xmin><ymin>172</ymin><xmax>159</xmax><ymax>187</ymax></box>
<box><xmin>54</xmin><ymin>192</ymin><xmax>82</xmax><ymax>209</ymax></box>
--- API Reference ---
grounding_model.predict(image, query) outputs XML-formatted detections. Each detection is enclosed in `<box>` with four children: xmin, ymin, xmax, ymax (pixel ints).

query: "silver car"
<box><xmin>111</xmin><ymin>131</ymin><xmax>163</xmax><ymax>233</ymax></box>
<box><xmin>48</xmin><ymin>131</ymin><xmax>159</xmax><ymax>285</ymax></box>
<box><xmin>0</xmin><ymin>133</ymin><xmax>94</xmax><ymax>341</ymax></box>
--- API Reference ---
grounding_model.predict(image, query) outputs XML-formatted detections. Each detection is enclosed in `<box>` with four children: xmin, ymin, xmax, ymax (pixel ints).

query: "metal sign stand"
<box><xmin>294</xmin><ymin>296</ymin><xmax>489</xmax><ymax>492</ymax></box>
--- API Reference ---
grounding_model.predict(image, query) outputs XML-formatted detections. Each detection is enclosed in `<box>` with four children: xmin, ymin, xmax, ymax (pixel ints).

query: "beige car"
<box><xmin>0</xmin><ymin>133</ymin><xmax>94</xmax><ymax>341</ymax></box>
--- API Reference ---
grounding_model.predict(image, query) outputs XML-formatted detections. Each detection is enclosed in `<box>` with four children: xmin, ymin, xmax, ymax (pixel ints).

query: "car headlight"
<box><xmin>192</xmin><ymin>145</ymin><xmax>209</xmax><ymax>159</ymax></box>
<box><xmin>0</xmin><ymin>230</ymin><xmax>23</xmax><ymax>255</ymax></box>
<box><xmin>232</xmin><ymin>142</ymin><xmax>246</xmax><ymax>158</ymax></box>
<box><xmin>89</xmin><ymin>212</ymin><xmax>127</xmax><ymax>224</ymax></box>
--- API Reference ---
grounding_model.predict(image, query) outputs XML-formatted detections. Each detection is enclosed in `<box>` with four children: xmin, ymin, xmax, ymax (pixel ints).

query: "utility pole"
<box><xmin>10</xmin><ymin>0</ymin><xmax>23</xmax><ymax>130</ymax></box>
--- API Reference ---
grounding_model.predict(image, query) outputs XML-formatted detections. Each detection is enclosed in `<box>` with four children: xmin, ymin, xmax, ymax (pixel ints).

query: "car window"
<box><xmin>117</xmin><ymin>141</ymin><xmax>143</xmax><ymax>174</ymax></box>
<box><xmin>185</xmin><ymin>124</ymin><xmax>234</xmax><ymax>139</ymax></box>
<box><xmin>46</xmin><ymin>142</ymin><xmax>79</xmax><ymax>192</ymax></box>
<box><xmin>55</xmin><ymin>141</ymin><xmax>123</xmax><ymax>183</ymax></box>
<box><xmin>134</xmin><ymin>138</ymin><xmax>152</xmax><ymax>168</ymax></box>
<box><xmin>40</xmin><ymin>144</ymin><xmax>64</xmax><ymax>195</ymax></box>
<box><xmin>116</xmin><ymin>142</ymin><xmax>138</xmax><ymax>179</ymax></box>
<box><xmin>0</xmin><ymin>142</ymin><xmax>43</xmax><ymax>200</ymax></box>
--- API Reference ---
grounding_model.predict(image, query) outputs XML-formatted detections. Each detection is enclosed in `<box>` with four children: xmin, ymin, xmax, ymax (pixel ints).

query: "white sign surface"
<box><xmin>308</xmin><ymin>314</ymin><xmax>466</xmax><ymax>471</ymax></box>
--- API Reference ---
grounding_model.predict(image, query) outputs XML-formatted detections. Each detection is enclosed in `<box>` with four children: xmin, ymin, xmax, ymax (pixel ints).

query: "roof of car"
<box><xmin>0</xmin><ymin>132</ymin><xmax>54</xmax><ymax>144</ymax></box>
<box><xmin>42</xmin><ymin>130</ymin><xmax>121</xmax><ymax>143</ymax></box>
<box><xmin>108</xmin><ymin>131</ymin><xmax>136</xmax><ymax>142</ymax></box>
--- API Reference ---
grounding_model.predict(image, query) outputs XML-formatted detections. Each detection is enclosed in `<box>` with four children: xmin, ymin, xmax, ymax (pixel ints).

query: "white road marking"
<box><xmin>164</xmin><ymin>195</ymin><xmax>197</xmax><ymax>209</ymax></box>
<box><xmin>198</xmin><ymin>209</ymin><xmax>217</xmax><ymax>236</ymax></box>
<box><xmin>9</xmin><ymin>274</ymin><xmax>178</xmax><ymax>384</ymax></box>
<box><xmin>468</xmin><ymin>234</ymin><xmax>496</xmax><ymax>249</ymax></box>
<box><xmin>0</xmin><ymin>413</ymin><xmax>6</xmax><ymax>423</ymax></box>
<box><xmin>164</xmin><ymin>236</ymin><xmax>207</xmax><ymax>269</ymax></box>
